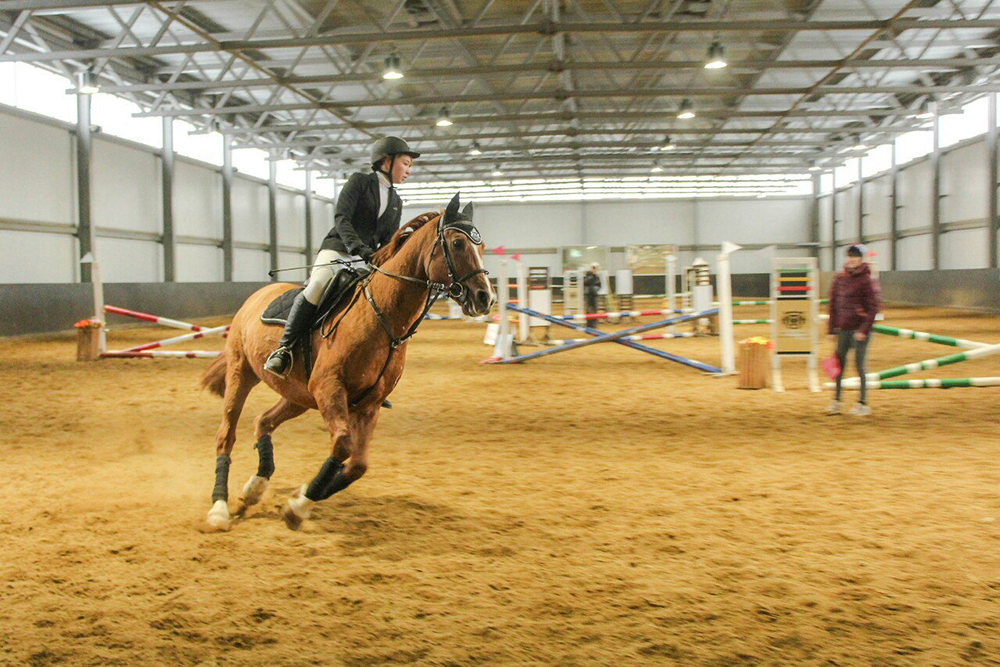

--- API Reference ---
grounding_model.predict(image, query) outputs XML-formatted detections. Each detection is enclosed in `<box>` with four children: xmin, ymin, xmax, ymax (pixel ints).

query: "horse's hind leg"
<box><xmin>237</xmin><ymin>398</ymin><xmax>308</xmax><ymax>510</ymax></box>
<box><xmin>206</xmin><ymin>355</ymin><xmax>259</xmax><ymax>530</ymax></box>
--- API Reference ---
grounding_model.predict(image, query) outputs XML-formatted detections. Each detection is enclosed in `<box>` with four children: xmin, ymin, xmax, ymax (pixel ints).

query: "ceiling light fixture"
<box><xmin>704</xmin><ymin>41</ymin><xmax>727</xmax><ymax>70</ymax></box>
<box><xmin>661</xmin><ymin>135</ymin><xmax>676</xmax><ymax>151</ymax></box>
<box><xmin>436</xmin><ymin>107</ymin><xmax>453</xmax><ymax>127</ymax></box>
<box><xmin>677</xmin><ymin>98</ymin><xmax>696</xmax><ymax>120</ymax></box>
<box><xmin>469</xmin><ymin>141</ymin><xmax>482</xmax><ymax>156</ymax></box>
<box><xmin>382</xmin><ymin>53</ymin><xmax>403</xmax><ymax>80</ymax></box>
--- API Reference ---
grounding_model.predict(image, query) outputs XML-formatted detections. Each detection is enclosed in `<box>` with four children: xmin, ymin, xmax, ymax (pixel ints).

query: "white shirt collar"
<box><xmin>376</xmin><ymin>172</ymin><xmax>392</xmax><ymax>188</ymax></box>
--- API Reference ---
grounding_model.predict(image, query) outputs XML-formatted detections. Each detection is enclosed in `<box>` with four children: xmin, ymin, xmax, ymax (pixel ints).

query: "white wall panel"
<box><xmin>897</xmin><ymin>162</ymin><xmax>932</xmax><ymax>230</ymax></box>
<box><xmin>896</xmin><ymin>235</ymin><xmax>932</xmax><ymax>271</ymax></box>
<box><xmin>697</xmin><ymin>198</ymin><xmax>810</xmax><ymax>244</ymax></box>
<box><xmin>310</xmin><ymin>199</ymin><xmax>331</xmax><ymax>250</ymax></box>
<box><xmin>0</xmin><ymin>112</ymin><xmax>74</xmax><ymax>225</ymax></box>
<box><xmin>862</xmin><ymin>176</ymin><xmax>891</xmax><ymax>236</ymax></box>
<box><xmin>277</xmin><ymin>190</ymin><xmax>305</xmax><ymax>249</ymax></box>
<box><xmin>940</xmin><ymin>142</ymin><xmax>987</xmax><ymax>224</ymax></box>
<box><xmin>278</xmin><ymin>251</ymin><xmax>308</xmax><ymax>284</ymax></box>
<box><xmin>232</xmin><ymin>177</ymin><xmax>269</xmax><ymax>243</ymax></box>
<box><xmin>940</xmin><ymin>228</ymin><xmax>988</xmax><ymax>269</ymax></box>
<box><xmin>92</xmin><ymin>140</ymin><xmax>160</xmax><ymax>234</ymax></box>
<box><xmin>0</xmin><ymin>230</ymin><xmax>76</xmax><ymax>283</ymax></box>
<box><xmin>474</xmin><ymin>203</ymin><xmax>583</xmax><ymax>247</ymax></box>
<box><xmin>834</xmin><ymin>189</ymin><xmax>858</xmax><ymax>244</ymax></box>
<box><xmin>233</xmin><ymin>248</ymin><xmax>270</xmax><ymax>282</ymax></box>
<box><xmin>867</xmin><ymin>240</ymin><xmax>891</xmax><ymax>268</ymax></box>
<box><xmin>98</xmin><ymin>238</ymin><xmax>161</xmax><ymax>282</ymax></box>
<box><xmin>818</xmin><ymin>195</ymin><xmax>833</xmax><ymax>272</ymax></box>
<box><xmin>582</xmin><ymin>201</ymin><xmax>695</xmax><ymax>245</ymax></box>
<box><xmin>176</xmin><ymin>244</ymin><xmax>223</xmax><ymax>282</ymax></box>
<box><xmin>174</xmin><ymin>162</ymin><xmax>222</xmax><ymax>240</ymax></box>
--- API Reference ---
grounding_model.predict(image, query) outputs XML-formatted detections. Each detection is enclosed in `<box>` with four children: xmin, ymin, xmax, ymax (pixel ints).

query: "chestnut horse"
<box><xmin>199</xmin><ymin>194</ymin><xmax>494</xmax><ymax>531</ymax></box>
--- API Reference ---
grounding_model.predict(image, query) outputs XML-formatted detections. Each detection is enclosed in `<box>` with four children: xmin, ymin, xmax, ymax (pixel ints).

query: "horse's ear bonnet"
<box><xmin>440</xmin><ymin>193</ymin><xmax>481</xmax><ymax>245</ymax></box>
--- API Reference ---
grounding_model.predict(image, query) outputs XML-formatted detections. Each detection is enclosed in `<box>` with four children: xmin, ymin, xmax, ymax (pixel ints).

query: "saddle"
<box><xmin>260</xmin><ymin>266</ymin><xmax>369</xmax><ymax>376</ymax></box>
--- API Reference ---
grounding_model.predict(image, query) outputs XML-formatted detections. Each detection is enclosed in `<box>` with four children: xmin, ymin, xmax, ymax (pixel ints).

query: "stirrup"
<box><xmin>264</xmin><ymin>346</ymin><xmax>293</xmax><ymax>379</ymax></box>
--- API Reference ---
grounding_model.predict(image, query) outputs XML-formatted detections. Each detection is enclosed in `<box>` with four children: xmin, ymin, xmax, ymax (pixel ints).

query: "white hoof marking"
<box><xmin>206</xmin><ymin>499</ymin><xmax>231</xmax><ymax>530</ymax></box>
<box><xmin>240</xmin><ymin>475</ymin><xmax>269</xmax><ymax>506</ymax></box>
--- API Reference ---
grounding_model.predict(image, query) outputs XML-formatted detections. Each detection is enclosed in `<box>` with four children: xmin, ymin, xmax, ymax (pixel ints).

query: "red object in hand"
<box><xmin>821</xmin><ymin>353</ymin><xmax>841</xmax><ymax>380</ymax></box>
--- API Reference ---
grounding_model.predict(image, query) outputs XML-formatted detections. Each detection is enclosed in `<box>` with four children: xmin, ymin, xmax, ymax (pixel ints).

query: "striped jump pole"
<box><xmin>838</xmin><ymin>340</ymin><xmax>1000</xmax><ymax>388</ymax></box>
<box><xmin>119</xmin><ymin>324</ymin><xmax>230</xmax><ymax>353</ymax></box>
<box><xmin>104</xmin><ymin>305</ymin><xmax>209</xmax><ymax>332</ymax></box>
<box><xmin>871</xmin><ymin>324</ymin><xmax>990</xmax><ymax>350</ymax></box>
<box><xmin>542</xmin><ymin>332</ymin><xmax>696</xmax><ymax>346</ymax></box>
<box><xmin>555</xmin><ymin>307</ymin><xmax>685</xmax><ymax>323</ymax></box>
<box><xmin>494</xmin><ymin>304</ymin><xmax>722</xmax><ymax>373</ymax></box>
<box><xmin>826</xmin><ymin>377</ymin><xmax>1000</xmax><ymax>390</ymax></box>
<box><xmin>727</xmin><ymin>299</ymin><xmax>829</xmax><ymax>307</ymax></box>
<box><xmin>101</xmin><ymin>350</ymin><xmax>221</xmax><ymax>359</ymax></box>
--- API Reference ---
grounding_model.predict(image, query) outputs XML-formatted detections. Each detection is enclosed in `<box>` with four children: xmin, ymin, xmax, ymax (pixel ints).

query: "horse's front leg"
<box><xmin>281</xmin><ymin>391</ymin><xmax>378</xmax><ymax>530</ymax></box>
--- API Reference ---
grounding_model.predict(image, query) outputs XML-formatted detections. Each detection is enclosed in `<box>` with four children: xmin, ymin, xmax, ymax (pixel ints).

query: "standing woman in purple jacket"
<box><xmin>827</xmin><ymin>244</ymin><xmax>881</xmax><ymax>416</ymax></box>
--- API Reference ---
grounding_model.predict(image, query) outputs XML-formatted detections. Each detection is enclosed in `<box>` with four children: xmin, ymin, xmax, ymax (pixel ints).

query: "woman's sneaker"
<box><xmin>847</xmin><ymin>403</ymin><xmax>871</xmax><ymax>417</ymax></box>
<box><xmin>826</xmin><ymin>400</ymin><xmax>844</xmax><ymax>415</ymax></box>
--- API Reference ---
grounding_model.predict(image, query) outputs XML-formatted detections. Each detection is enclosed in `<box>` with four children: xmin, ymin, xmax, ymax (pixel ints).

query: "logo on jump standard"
<box><xmin>782</xmin><ymin>311</ymin><xmax>807</xmax><ymax>329</ymax></box>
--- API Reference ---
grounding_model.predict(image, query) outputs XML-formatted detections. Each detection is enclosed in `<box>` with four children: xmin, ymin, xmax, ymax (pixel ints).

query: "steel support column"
<box><xmin>988</xmin><ymin>94</ymin><xmax>998</xmax><ymax>269</ymax></box>
<box><xmin>889</xmin><ymin>142</ymin><xmax>899</xmax><ymax>271</ymax></box>
<box><xmin>857</xmin><ymin>159</ymin><xmax>865</xmax><ymax>244</ymax></box>
<box><xmin>930</xmin><ymin>109</ymin><xmax>942</xmax><ymax>270</ymax></box>
<box><xmin>830</xmin><ymin>175</ymin><xmax>838</xmax><ymax>271</ymax></box>
<box><xmin>304</xmin><ymin>169</ymin><xmax>314</xmax><ymax>264</ymax></box>
<box><xmin>161</xmin><ymin>117</ymin><xmax>176</xmax><ymax>281</ymax></box>
<box><xmin>268</xmin><ymin>158</ymin><xmax>279</xmax><ymax>279</ymax></box>
<box><xmin>810</xmin><ymin>174</ymin><xmax>820</xmax><ymax>260</ymax></box>
<box><xmin>75</xmin><ymin>91</ymin><xmax>94</xmax><ymax>283</ymax></box>
<box><xmin>222</xmin><ymin>140</ymin><xmax>234</xmax><ymax>282</ymax></box>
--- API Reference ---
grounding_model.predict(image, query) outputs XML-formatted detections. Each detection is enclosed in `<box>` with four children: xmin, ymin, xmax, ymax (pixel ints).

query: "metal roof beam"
<box><xmin>86</xmin><ymin>57</ymin><xmax>1000</xmax><ymax>94</ymax></box>
<box><xmin>132</xmin><ymin>84</ymin><xmax>999</xmax><ymax>117</ymax></box>
<box><xmin>6</xmin><ymin>18</ymin><xmax>1000</xmax><ymax>63</ymax></box>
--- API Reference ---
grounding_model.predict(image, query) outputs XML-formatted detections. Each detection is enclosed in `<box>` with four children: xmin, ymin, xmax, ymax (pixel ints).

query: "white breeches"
<box><xmin>302</xmin><ymin>249</ymin><xmax>359</xmax><ymax>305</ymax></box>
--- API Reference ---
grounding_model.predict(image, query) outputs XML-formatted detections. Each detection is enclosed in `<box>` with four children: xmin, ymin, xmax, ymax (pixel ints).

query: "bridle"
<box><xmin>333</xmin><ymin>212</ymin><xmax>488</xmax><ymax>407</ymax></box>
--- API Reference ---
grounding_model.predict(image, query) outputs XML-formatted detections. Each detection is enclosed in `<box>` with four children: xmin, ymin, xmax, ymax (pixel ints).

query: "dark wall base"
<box><xmin>0</xmin><ymin>282</ymin><xmax>271</xmax><ymax>337</ymax></box>
<box><xmin>877</xmin><ymin>269</ymin><xmax>1000</xmax><ymax>313</ymax></box>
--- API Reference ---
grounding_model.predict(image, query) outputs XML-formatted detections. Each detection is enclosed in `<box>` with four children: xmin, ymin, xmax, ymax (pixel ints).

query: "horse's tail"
<box><xmin>200</xmin><ymin>352</ymin><xmax>228</xmax><ymax>397</ymax></box>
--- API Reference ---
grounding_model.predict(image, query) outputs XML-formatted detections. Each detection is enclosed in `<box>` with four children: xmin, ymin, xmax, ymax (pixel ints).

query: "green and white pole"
<box><xmin>839</xmin><ymin>340</ymin><xmax>1000</xmax><ymax>387</ymax></box>
<box><xmin>827</xmin><ymin>376</ymin><xmax>1000</xmax><ymax>390</ymax></box>
<box><xmin>871</xmin><ymin>324</ymin><xmax>989</xmax><ymax>350</ymax></box>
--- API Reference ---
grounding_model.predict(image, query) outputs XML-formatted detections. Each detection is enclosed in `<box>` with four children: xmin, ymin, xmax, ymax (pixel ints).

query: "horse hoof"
<box><xmin>240</xmin><ymin>475</ymin><xmax>269</xmax><ymax>507</ymax></box>
<box><xmin>281</xmin><ymin>502</ymin><xmax>304</xmax><ymax>531</ymax></box>
<box><xmin>206</xmin><ymin>500</ymin><xmax>231</xmax><ymax>531</ymax></box>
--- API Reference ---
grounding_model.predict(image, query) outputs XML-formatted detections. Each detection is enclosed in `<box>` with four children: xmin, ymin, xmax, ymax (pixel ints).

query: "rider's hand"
<box><xmin>854</xmin><ymin>331</ymin><xmax>867</xmax><ymax>342</ymax></box>
<box><xmin>357</xmin><ymin>246</ymin><xmax>375</xmax><ymax>263</ymax></box>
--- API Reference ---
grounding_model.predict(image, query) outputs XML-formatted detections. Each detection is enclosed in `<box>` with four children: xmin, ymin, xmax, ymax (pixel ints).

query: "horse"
<box><xmin>199</xmin><ymin>193</ymin><xmax>494</xmax><ymax>531</ymax></box>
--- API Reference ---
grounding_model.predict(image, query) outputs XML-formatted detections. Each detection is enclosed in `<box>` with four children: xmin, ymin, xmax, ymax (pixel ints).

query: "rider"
<box><xmin>263</xmin><ymin>136</ymin><xmax>420</xmax><ymax>379</ymax></box>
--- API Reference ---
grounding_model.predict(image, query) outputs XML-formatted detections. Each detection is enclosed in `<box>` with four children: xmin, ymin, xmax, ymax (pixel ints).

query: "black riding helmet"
<box><xmin>370</xmin><ymin>136</ymin><xmax>420</xmax><ymax>184</ymax></box>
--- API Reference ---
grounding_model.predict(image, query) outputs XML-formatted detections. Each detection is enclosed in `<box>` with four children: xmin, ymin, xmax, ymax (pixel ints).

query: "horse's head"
<box><xmin>427</xmin><ymin>193</ymin><xmax>495</xmax><ymax>317</ymax></box>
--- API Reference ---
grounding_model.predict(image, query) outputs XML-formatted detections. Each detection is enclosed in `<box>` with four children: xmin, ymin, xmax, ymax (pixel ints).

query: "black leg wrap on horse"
<box><xmin>254</xmin><ymin>434</ymin><xmax>275</xmax><ymax>479</ymax></box>
<box><xmin>212</xmin><ymin>454</ymin><xmax>231</xmax><ymax>503</ymax></box>
<box><xmin>304</xmin><ymin>456</ymin><xmax>349</xmax><ymax>501</ymax></box>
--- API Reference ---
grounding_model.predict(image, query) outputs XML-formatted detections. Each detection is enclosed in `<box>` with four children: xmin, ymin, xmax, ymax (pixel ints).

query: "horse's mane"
<box><xmin>371</xmin><ymin>212</ymin><xmax>440</xmax><ymax>266</ymax></box>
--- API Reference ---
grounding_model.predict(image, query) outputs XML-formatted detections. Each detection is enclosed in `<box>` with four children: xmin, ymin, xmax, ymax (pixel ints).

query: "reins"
<box><xmin>318</xmin><ymin>213</ymin><xmax>488</xmax><ymax>409</ymax></box>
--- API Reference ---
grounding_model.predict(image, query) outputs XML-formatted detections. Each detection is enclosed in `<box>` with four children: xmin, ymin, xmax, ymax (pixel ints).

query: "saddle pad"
<box><xmin>260</xmin><ymin>268</ymin><xmax>366</xmax><ymax>328</ymax></box>
<box><xmin>260</xmin><ymin>287</ymin><xmax>304</xmax><ymax>325</ymax></box>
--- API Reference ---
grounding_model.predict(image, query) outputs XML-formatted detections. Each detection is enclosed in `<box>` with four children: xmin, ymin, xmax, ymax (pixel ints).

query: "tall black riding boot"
<box><xmin>264</xmin><ymin>292</ymin><xmax>317</xmax><ymax>378</ymax></box>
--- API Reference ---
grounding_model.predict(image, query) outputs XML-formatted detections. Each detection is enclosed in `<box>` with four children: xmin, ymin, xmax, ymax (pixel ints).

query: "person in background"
<box><xmin>827</xmin><ymin>243</ymin><xmax>881</xmax><ymax>416</ymax></box>
<box><xmin>583</xmin><ymin>263</ymin><xmax>602</xmax><ymax>324</ymax></box>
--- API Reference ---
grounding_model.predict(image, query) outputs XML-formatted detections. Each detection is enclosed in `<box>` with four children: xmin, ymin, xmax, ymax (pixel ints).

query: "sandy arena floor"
<box><xmin>1</xmin><ymin>302</ymin><xmax>998</xmax><ymax>665</ymax></box>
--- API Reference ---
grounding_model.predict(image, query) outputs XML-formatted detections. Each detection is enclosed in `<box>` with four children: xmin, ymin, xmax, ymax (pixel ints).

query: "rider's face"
<box><xmin>389</xmin><ymin>155</ymin><xmax>413</xmax><ymax>184</ymax></box>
